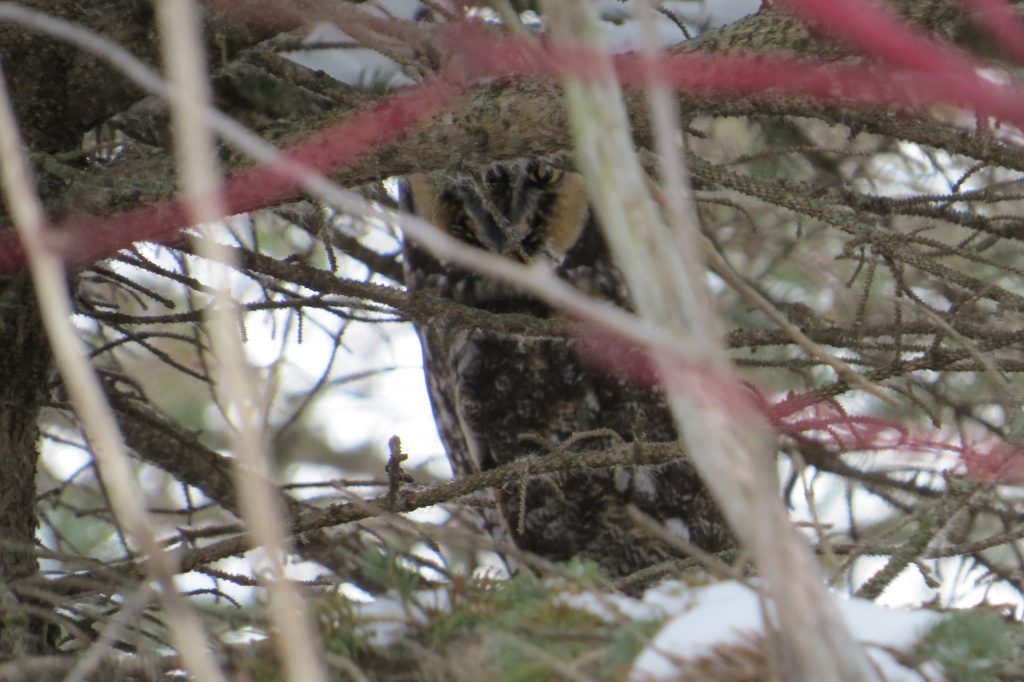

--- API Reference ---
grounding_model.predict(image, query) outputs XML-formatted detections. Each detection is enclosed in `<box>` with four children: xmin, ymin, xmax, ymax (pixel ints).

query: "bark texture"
<box><xmin>0</xmin><ymin>277</ymin><xmax>51</xmax><ymax>656</ymax></box>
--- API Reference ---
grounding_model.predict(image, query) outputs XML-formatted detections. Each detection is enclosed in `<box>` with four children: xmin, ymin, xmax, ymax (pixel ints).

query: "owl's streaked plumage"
<box><xmin>401</xmin><ymin>160</ymin><xmax>731</xmax><ymax>578</ymax></box>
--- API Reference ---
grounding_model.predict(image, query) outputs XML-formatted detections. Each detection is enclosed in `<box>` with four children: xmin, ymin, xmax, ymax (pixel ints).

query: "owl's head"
<box><xmin>401</xmin><ymin>160</ymin><xmax>625</xmax><ymax>312</ymax></box>
<box><xmin>402</xmin><ymin>160</ymin><xmax>589</xmax><ymax>265</ymax></box>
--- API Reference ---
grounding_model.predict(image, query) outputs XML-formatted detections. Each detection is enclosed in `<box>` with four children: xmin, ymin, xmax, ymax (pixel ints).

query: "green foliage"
<box><xmin>426</xmin><ymin>559</ymin><xmax>606</xmax><ymax>640</ymax></box>
<box><xmin>492</xmin><ymin>657</ymin><xmax>553</xmax><ymax>682</ymax></box>
<box><xmin>604</xmin><ymin>619</ymin><xmax>662</xmax><ymax>674</ymax></box>
<box><xmin>915</xmin><ymin>611</ymin><xmax>1017</xmax><ymax>682</ymax></box>
<box><xmin>419</xmin><ymin>562</ymin><xmax>648</xmax><ymax>681</ymax></box>
<box><xmin>425</xmin><ymin>572</ymin><xmax>549</xmax><ymax>645</ymax></box>
<box><xmin>359</xmin><ymin>544</ymin><xmax>423</xmax><ymax>597</ymax></box>
<box><xmin>308</xmin><ymin>558</ymin><xmax>662</xmax><ymax>681</ymax></box>
<box><xmin>314</xmin><ymin>590</ymin><xmax>371</xmax><ymax>659</ymax></box>
<box><xmin>559</xmin><ymin>557</ymin><xmax>609</xmax><ymax>583</ymax></box>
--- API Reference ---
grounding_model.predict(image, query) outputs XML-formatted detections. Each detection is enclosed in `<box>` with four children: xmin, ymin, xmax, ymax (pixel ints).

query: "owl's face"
<box><xmin>405</xmin><ymin>160</ymin><xmax>589</xmax><ymax>264</ymax></box>
<box><xmin>402</xmin><ymin>160</ymin><xmax>623</xmax><ymax>314</ymax></box>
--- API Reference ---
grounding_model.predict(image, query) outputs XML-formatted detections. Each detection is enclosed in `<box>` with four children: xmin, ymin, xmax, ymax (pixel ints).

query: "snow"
<box><xmin>353</xmin><ymin>593</ymin><xmax>411</xmax><ymax>646</ymax></box>
<box><xmin>340</xmin><ymin>579</ymin><xmax>949</xmax><ymax>679</ymax></box>
<box><xmin>351</xmin><ymin>587</ymin><xmax>452</xmax><ymax>646</ymax></box>
<box><xmin>632</xmin><ymin>581</ymin><xmax>768</xmax><ymax>674</ymax></box>
<box><xmin>328</xmin><ymin>579</ymin><xmax>954</xmax><ymax>682</ymax></box>
<box><xmin>558</xmin><ymin>589</ymin><xmax>665</xmax><ymax>624</ymax></box>
<box><xmin>620</xmin><ymin>581</ymin><xmax>944</xmax><ymax>682</ymax></box>
<box><xmin>538</xmin><ymin>580</ymin><xmax>951</xmax><ymax>680</ymax></box>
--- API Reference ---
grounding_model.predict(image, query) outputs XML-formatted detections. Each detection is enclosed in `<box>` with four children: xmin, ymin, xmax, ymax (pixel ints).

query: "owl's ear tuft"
<box><xmin>402</xmin><ymin>173</ymin><xmax>442</xmax><ymax>226</ymax></box>
<box><xmin>542</xmin><ymin>172</ymin><xmax>589</xmax><ymax>262</ymax></box>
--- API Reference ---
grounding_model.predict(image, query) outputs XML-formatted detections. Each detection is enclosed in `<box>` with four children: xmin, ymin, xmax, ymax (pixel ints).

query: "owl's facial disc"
<box><xmin>403</xmin><ymin>161</ymin><xmax>600</xmax><ymax>317</ymax></box>
<box><xmin>414</xmin><ymin>161</ymin><xmax>589</xmax><ymax>264</ymax></box>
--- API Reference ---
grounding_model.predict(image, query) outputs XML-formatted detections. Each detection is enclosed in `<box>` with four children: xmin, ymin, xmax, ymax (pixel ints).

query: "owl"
<box><xmin>400</xmin><ymin>159</ymin><xmax>732</xmax><ymax>578</ymax></box>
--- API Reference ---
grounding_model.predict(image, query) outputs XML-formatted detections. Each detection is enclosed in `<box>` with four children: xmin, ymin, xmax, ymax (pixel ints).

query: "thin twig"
<box><xmin>155</xmin><ymin>3</ymin><xmax>327</xmax><ymax>681</ymax></box>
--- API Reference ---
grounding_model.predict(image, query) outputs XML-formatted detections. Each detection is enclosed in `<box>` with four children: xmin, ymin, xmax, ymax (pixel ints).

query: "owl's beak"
<box><xmin>481</xmin><ymin>216</ymin><xmax>537</xmax><ymax>261</ymax></box>
<box><xmin>480</xmin><ymin>217</ymin><xmax>509</xmax><ymax>255</ymax></box>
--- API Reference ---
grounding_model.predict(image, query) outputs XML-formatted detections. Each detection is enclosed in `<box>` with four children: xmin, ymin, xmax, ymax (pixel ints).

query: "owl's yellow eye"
<box><xmin>528</xmin><ymin>165</ymin><xmax>564</xmax><ymax>186</ymax></box>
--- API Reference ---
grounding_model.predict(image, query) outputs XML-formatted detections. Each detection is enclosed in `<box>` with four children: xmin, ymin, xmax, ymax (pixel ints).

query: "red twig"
<box><xmin>11</xmin><ymin>9</ymin><xmax>1024</xmax><ymax>272</ymax></box>
<box><xmin>777</xmin><ymin>0</ymin><xmax>977</xmax><ymax>74</ymax></box>
<box><xmin>0</xmin><ymin>77</ymin><xmax>462</xmax><ymax>273</ymax></box>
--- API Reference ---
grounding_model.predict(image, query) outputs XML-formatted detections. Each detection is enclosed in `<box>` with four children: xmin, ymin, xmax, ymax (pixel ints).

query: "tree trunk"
<box><xmin>0</xmin><ymin>276</ymin><xmax>52</xmax><ymax>657</ymax></box>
